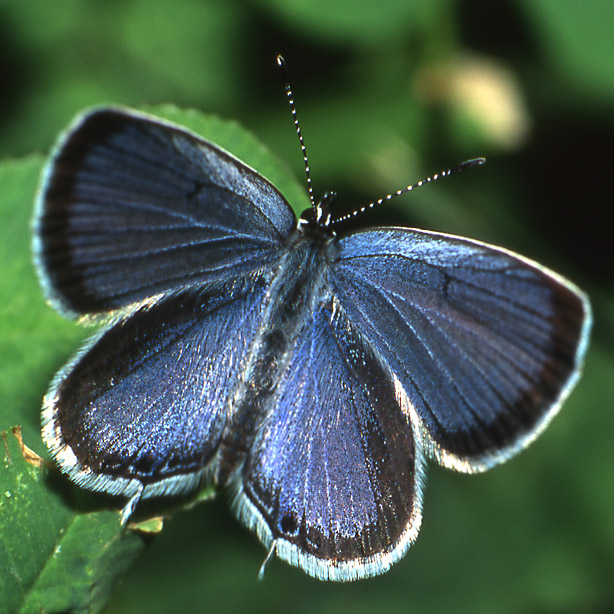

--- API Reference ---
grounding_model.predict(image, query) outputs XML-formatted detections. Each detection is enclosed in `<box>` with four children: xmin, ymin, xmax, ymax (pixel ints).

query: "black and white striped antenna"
<box><xmin>276</xmin><ymin>54</ymin><xmax>486</xmax><ymax>229</ymax></box>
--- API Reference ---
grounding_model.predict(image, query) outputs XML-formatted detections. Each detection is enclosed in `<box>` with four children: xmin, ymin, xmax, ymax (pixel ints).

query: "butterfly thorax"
<box><xmin>214</xmin><ymin>230</ymin><xmax>337</xmax><ymax>486</ymax></box>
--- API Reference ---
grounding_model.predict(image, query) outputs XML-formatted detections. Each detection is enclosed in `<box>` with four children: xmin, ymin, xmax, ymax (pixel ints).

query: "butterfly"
<box><xmin>34</xmin><ymin>76</ymin><xmax>591</xmax><ymax>582</ymax></box>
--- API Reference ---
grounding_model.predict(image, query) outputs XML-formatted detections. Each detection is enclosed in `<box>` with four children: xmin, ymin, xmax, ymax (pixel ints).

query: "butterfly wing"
<box><xmin>237</xmin><ymin>304</ymin><xmax>424</xmax><ymax>581</ymax></box>
<box><xmin>332</xmin><ymin>228</ymin><xmax>591</xmax><ymax>471</ymax></box>
<box><xmin>34</xmin><ymin>108</ymin><xmax>296</xmax><ymax>317</ymax></box>
<box><xmin>43</xmin><ymin>280</ymin><xmax>270</xmax><ymax>507</ymax></box>
<box><xmin>36</xmin><ymin>109</ymin><xmax>298</xmax><ymax>512</ymax></box>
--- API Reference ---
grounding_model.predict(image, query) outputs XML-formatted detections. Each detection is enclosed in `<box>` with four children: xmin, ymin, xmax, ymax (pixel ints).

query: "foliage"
<box><xmin>1</xmin><ymin>1</ymin><xmax>612</xmax><ymax>612</ymax></box>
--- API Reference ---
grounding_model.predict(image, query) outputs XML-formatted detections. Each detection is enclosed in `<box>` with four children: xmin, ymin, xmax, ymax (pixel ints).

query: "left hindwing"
<box><xmin>42</xmin><ymin>275</ymin><xmax>271</xmax><ymax>504</ymax></box>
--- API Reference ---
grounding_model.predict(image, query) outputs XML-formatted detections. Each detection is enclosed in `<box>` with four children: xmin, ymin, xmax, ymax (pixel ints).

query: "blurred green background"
<box><xmin>1</xmin><ymin>0</ymin><xmax>613</xmax><ymax>612</ymax></box>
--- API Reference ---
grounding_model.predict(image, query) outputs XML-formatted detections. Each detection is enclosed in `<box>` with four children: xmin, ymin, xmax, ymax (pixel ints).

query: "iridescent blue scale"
<box><xmin>34</xmin><ymin>106</ymin><xmax>591</xmax><ymax>581</ymax></box>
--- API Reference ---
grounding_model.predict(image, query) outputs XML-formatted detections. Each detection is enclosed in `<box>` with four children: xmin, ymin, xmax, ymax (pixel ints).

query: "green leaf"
<box><xmin>0</xmin><ymin>155</ymin><xmax>87</xmax><ymax>453</ymax></box>
<box><xmin>0</xmin><ymin>427</ymin><xmax>147</xmax><ymax>614</ymax></box>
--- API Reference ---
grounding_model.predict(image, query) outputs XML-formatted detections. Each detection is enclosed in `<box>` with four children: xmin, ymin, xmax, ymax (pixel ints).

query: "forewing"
<box><xmin>42</xmin><ymin>275</ymin><xmax>269</xmax><ymax>502</ymax></box>
<box><xmin>238</xmin><ymin>305</ymin><xmax>423</xmax><ymax>581</ymax></box>
<box><xmin>34</xmin><ymin>108</ymin><xmax>296</xmax><ymax>317</ymax></box>
<box><xmin>332</xmin><ymin>228</ymin><xmax>591</xmax><ymax>472</ymax></box>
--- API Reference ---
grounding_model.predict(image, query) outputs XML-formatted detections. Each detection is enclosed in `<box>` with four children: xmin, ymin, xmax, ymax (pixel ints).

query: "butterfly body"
<box><xmin>215</xmin><ymin>232</ymin><xmax>333</xmax><ymax>486</ymax></box>
<box><xmin>35</xmin><ymin>107</ymin><xmax>591</xmax><ymax>581</ymax></box>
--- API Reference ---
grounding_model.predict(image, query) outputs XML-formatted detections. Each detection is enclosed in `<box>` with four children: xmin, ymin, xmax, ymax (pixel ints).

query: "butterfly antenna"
<box><xmin>331</xmin><ymin>157</ymin><xmax>487</xmax><ymax>227</ymax></box>
<box><xmin>277</xmin><ymin>55</ymin><xmax>316</xmax><ymax>210</ymax></box>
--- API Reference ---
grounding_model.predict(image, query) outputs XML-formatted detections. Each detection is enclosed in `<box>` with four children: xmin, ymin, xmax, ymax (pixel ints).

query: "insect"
<box><xmin>34</xmin><ymin>56</ymin><xmax>591</xmax><ymax>581</ymax></box>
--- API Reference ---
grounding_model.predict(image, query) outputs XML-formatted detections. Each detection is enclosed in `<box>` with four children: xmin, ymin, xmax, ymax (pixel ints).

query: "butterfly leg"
<box><xmin>120</xmin><ymin>482</ymin><xmax>144</xmax><ymax>525</ymax></box>
<box><xmin>258</xmin><ymin>539</ymin><xmax>278</xmax><ymax>581</ymax></box>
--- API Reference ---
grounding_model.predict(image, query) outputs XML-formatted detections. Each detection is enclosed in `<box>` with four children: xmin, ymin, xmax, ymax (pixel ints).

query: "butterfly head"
<box><xmin>298</xmin><ymin>191</ymin><xmax>336</xmax><ymax>238</ymax></box>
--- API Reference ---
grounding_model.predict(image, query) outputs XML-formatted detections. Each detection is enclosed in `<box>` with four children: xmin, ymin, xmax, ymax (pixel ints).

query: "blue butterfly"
<box><xmin>34</xmin><ymin>93</ymin><xmax>591</xmax><ymax>581</ymax></box>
